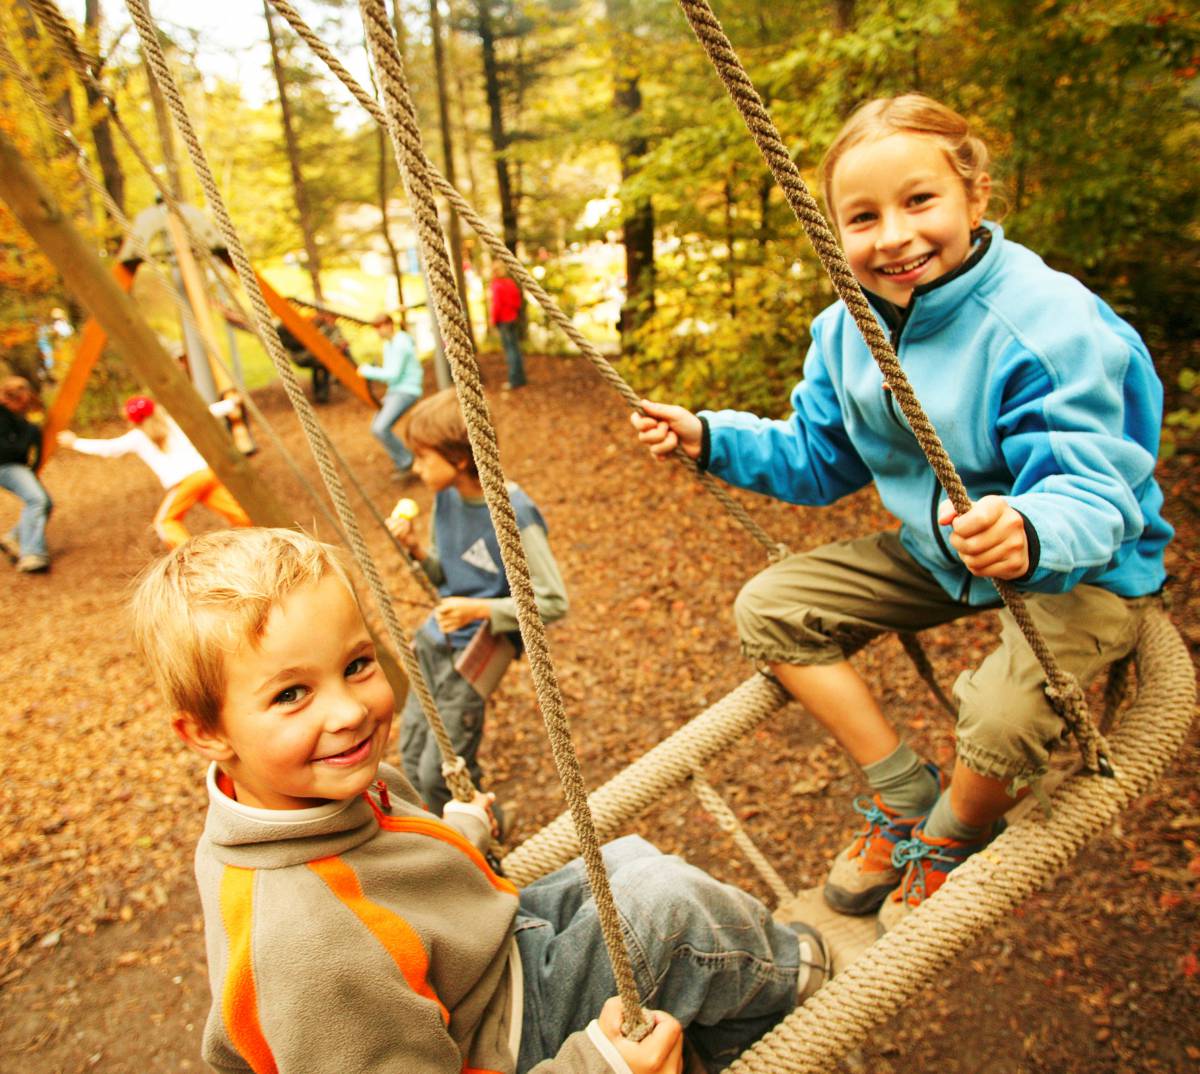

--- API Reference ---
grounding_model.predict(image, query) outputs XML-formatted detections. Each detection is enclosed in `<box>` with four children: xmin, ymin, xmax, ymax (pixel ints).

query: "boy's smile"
<box><xmin>829</xmin><ymin>132</ymin><xmax>990</xmax><ymax>308</ymax></box>
<box><xmin>208</xmin><ymin>574</ymin><xmax>395</xmax><ymax>810</ymax></box>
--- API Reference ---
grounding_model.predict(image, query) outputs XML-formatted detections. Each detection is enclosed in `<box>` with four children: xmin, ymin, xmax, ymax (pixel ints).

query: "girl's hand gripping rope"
<box><xmin>631</xmin><ymin>399</ymin><xmax>703</xmax><ymax>461</ymax></box>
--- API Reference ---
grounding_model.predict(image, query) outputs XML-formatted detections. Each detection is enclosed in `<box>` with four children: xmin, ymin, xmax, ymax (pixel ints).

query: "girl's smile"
<box><xmin>830</xmin><ymin>132</ymin><xmax>990</xmax><ymax>308</ymax></box>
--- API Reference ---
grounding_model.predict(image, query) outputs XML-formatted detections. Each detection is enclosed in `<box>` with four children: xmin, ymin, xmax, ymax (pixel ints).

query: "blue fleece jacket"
<box><xmin>701</xmin><ymin>224</ymin><xmax>1172</xmax><ymax>606</ymax></box>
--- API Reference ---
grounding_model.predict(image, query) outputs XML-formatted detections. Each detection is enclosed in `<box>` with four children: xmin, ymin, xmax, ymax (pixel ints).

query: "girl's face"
<box><xmin>829</xmin><ymin>132</ymin><xmax>990</xmax><ymax>308</ymax></box>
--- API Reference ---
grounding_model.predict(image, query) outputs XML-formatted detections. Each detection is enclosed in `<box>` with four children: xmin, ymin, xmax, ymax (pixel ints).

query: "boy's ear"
<box><xmin>172</xmin><ymin>711</ymin><xmax>235</xmax><ymax>762</ymax></box>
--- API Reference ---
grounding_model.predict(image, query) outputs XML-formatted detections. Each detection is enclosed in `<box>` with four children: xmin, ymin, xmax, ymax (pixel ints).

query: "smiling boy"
<box><xmin>133</xmin><ymin>527</ymin><xmax>829</xmax><ymax>1074</ymax></box>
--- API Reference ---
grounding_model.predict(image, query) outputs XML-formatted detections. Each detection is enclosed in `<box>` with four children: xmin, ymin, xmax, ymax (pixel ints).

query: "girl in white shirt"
<box><xmin>58</xmin><ymin>395</ymin><xmax>251</xmax><ymax>549</ymax></box>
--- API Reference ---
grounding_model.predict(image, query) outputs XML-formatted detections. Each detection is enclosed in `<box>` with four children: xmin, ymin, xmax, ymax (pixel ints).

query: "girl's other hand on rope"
<box><xmin>434</xmin><ymin>597</ymin><xmax>490</xmax><ymax>633</ymax></box>
<box><xmin>938</xmin><ymin>495</ymin><xmax>1029</xmax><ymax>580</ymax></box>
<box><xmin>631</xmin><ymin>399</ymin><xmax>702</xmax><ymax>461</ymax></box>
<box><xmin>472</xmin><ymin>790</ymin><xmax>500</xmax><ymax>838</ymax></box>
<box><xmin>597</xmin><ymin>998</ymin><xmax>684</xmax><ymax>1074</ymax></box>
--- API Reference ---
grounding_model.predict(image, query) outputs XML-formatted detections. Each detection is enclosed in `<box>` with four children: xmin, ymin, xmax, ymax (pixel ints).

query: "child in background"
<box><xmin>387</xmin><ymin>387</ymin><xmax>567</xmax><ymax>819</ymax></box>
<box><xmin>0</xmin><ymin>376</ymin><xmax>53</xmax><ymax>573</ymax></box>
<box><xmin>132</xmin><ymin>526</ymin><xmax>831</xmax><ymax>1074</ymax></box>
<box><xmin>58</xmin><ymin>394</ymin><xmax>251</xmax><ymax>549</ymax></box>
<box><xmin>490</xmin><ymin>263</ymin><xmax>526</xmax><ymax>390</ymax></box>
<box><xmin>358</xmin><ymin>312</ymin><xmax>423</xmax><ymax>476</ymax></box>
<box><xmin>632</xmin><ymin>94</ymin><xmax>1171</xmax><ymax>931</ymax></box>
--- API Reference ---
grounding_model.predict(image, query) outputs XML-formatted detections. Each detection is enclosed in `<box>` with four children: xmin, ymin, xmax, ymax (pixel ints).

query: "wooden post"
<box><xmin>0</xmin><ymin>126</ymin><xmax>291</xmax><ymax>529</ymax></box>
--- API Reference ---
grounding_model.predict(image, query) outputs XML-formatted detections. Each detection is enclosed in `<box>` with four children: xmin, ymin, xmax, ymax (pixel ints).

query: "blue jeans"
<box><xmin>399</xmin><ymin>629</ymin><xmax>487</xmax><ymax>816</ymax></box>
<box><xmin>0</xmin><ymin>463</ymin><xmax>52</xmax><ymax>558</ymax></box>
<box><xmin>515</xmin><ymin>836</ymin><xmax>799</xmax><ymax>1073</ymax></box>
<box><xmin>370</xmin><ymin>389</ymin><xmax>421</xmax><ymax>472</ymax></box>
<box><xmin>497</xmin><ymin>322</ymin><xmax>526</xmax><ymax>387</ymax></box>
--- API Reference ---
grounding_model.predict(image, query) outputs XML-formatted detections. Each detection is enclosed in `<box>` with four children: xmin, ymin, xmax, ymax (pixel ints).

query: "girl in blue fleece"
<box><xmin>631</xmin><ymin>94</ymin><xmax>1171</xmax><ymax>931</ymax></box>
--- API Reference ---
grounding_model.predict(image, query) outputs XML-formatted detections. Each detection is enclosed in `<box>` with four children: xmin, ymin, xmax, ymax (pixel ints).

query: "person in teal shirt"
<box><xmin>358</xmin><ymin>313</ymin><xmax>424</xmax><ymax>475</ymax></box>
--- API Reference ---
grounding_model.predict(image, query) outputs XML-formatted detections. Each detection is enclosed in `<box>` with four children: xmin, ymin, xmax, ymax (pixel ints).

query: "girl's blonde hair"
<box><xmin>131</xmin><ymin>528</ymin><xmax>356</xmax><ymax>732</ymax></box>
<box><xmin>820</xmin><ymin>94</ymin><xmax>992</xmax><ymax>212</ymax></box>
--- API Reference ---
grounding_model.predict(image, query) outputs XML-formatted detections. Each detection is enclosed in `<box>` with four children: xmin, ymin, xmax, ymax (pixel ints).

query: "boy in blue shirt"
<box><xmin>358</xmin><ymin>312</ymin><xmax>423</xmax><ymax>476</ymax></box>
<box><xmin>388</xmin><ymin>387</ymin><xmax>568</xmax><ymax>818</ymax></box>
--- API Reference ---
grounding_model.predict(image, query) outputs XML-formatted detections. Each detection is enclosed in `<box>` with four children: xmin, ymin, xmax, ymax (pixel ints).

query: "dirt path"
<box><xmin>2</xmin><ymin>352</ymin><xmax>1197</xmax><ymax>1072</ymax></box>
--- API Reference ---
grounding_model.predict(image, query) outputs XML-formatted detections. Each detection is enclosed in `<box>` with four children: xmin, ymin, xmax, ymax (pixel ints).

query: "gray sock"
<box><xmin>923</xmin><ymin>791</ymin><xmax>988</xmax><ymax>843</ymax></box>
<box><xmin>862</xmin><ymin>743</ymin><xmax>939</xmax><ymax>817</ymax></box>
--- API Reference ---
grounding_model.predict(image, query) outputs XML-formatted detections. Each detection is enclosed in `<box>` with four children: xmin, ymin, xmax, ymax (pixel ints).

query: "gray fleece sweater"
<box><xmin>194</xmin><ymin>763</ymin><xmax>619</xmax><ymax>1074</ymax></box>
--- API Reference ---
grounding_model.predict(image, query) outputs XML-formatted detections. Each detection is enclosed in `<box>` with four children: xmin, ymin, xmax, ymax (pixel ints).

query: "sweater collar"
<box><xmin>863</xmin><ymin>222</ymin><xmax>1001</xmax><ymax>342</ymax></box>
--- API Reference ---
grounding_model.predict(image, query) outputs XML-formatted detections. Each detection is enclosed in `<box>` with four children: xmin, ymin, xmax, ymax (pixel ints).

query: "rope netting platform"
<box><xmin>508</xmin><ymin>609</ymin><xmax>1194</xmax><ymax>1072</ymax></box>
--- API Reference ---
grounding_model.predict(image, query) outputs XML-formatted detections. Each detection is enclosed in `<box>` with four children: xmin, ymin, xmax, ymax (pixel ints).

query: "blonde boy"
<box><xmin>133</xmin><ymin>527</ymin><xmax>828</xmax><ymax>1074</ymax></box>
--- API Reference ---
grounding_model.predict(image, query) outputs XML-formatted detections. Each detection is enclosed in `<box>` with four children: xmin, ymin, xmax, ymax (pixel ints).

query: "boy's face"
<box><xmin>412</xmin><ymin>444</ymin><xmax>462</xmax><ymax>494</ymax></box>
<box><xmin>376</xmin><ymin>320</ymin><xmax>394</xmax><ymax>339</ymax></box>
<box><xmin>200</xmin><ymin>574</ymin><xmax>395</xmax><ymax>810</ymax></box>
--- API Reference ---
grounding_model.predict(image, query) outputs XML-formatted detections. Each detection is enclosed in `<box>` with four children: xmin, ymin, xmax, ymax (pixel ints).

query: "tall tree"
<box><xmin>264</xmin><ymin>0</ymin><xmax>324</xmax><ymax>300</ymax></box>
<box><xmin>607</xmin><ymin>0</ymin><xmax>656</xmax><ymax>344</ymax></box>
<box><xmin>471</xmin><ymin>0</ymin><xmax>518</xmax><ymax>253</ymax></box>
<box><xmin>83</xmin><ymin>0</ymin><xmax>125</xmax><ymax>233</ymax></box>
<box><xmin>429</xmin><ymin>0</ymin><xmax>475</xmax><ymax>346</ymax></box>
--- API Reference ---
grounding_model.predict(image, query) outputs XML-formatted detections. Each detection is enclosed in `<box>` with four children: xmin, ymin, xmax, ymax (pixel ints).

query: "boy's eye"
<box><xmin>272</xmin><ymin>684</ymin><xmax>308</xmax><ymax>706</ymax></box>
<box><xmin>345</xmin><ymin>655</ymin><xmax>374</xmax><ymax>678</ymax></box>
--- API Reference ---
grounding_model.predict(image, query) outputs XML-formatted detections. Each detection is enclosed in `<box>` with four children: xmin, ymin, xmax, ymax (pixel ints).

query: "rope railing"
<box><xmin>675</xmin><ymin>0</ymin><xmax>1110</xmax><ymax>776</ymax></box>
<box><xmin>358</xmin><ymin>0</ymin><xmax>652</xmax><ymax>1037</ymax></box>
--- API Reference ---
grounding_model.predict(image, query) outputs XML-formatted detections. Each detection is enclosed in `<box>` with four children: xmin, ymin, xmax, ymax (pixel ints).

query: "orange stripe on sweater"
<box><xmin>219</xmin><ymin>867</ymin><xmax>277</xmax><ymax>1074</ymax></box>
<box><xmin>308</xmin><ymin>857</ymin><xmax>451</xmax><ymax>1025</ymax></box>
<box><xmin>364</xmin><ymin>796</ymin><xmax>518</xmax><ymax>897</ymax></box>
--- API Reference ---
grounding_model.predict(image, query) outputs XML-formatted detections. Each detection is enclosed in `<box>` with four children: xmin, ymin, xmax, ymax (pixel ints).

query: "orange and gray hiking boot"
<box><xmin>823</xmin><ymin>763</ymin><xmax>944</xmax><ymax>916</ymax></box>
<box><xmin>876</xmin><ymin>816</ymin><xmax>1006</xmax><ymax>933</ymax></box>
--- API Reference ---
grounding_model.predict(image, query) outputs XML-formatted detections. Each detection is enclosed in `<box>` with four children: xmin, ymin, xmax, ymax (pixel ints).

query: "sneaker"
<box><xmin>823</xmin><ymin>762</ymin><xmax>944</xmax><ymax>916</ymax></box>
<box><xmin>875</xmin><ymin>816</ymin><xmax>1006</xmax><ymax>933</ymax></box>
<box><xmin>787</xmin><ymin>921</ymin><xmax>833</xmax><ymax>1003</ymax></box>
<box><xmin>16</xmin><ymin>553</ymin><xmax>50</xmax><ymax>573</ymax></box>
<box><xmin>0</xmin><ymin>531</ymin><xmax>19</xmax><ymax>562</ymax></box>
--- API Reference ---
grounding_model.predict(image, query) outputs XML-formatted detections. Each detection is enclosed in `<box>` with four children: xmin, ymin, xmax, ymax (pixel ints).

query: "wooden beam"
<box><xmin>0</xmin><ymin>126</ymin><xmax>291</xmax><ymax>530</ymax></box>
<box><xmin>39</xmin><ymin>261</ymin><xmax>136</xmax><ymax>468</ymax></box>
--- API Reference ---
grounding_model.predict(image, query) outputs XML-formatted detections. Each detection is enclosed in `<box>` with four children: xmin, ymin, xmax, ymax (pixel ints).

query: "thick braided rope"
<box><xmin>0</xmin><ymin>32</ymin><xmax>358</xmax><ymax>545</ymax></box>
<box><xmin>266</xmin><ymin>0</ymin><xmax>782</xmax><ymax>562</ymax></box>
<box><xmin>676</xmin><ymin>0</ymin><xmax>1107</xmax><ymax>773</ymax></box>
<box><xmin>116</xmin><ymin>0</ymin><xmax>474</xmax><ymax>803</ymax></box>
<box><xmin>357</xmin><ymin>0</ymin><xmax>650</xmax><ymax>1036</ymax></box>
<box><xmin>724</xmin><ymin>609</ymin><xmax>1194</xmax><ymax>1073</ymax></box>
<box><xmin>691</xmin><ymin>769</ymin><xmax>794</xmax><ymax>906</ymax></box>
<box><xmin>503</xmin><ymin>673</ymin><xmax>790</xmax><ymax>885</ymax></box>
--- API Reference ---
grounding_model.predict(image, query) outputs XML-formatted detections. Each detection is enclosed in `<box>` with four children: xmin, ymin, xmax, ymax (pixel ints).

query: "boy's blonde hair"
<box><xmin>820</xmin><ymin>94</ymin><xmax>992</xmax><ymax>213</ymax></box>
<box><xmin>399</xmin><ymin>387</ymin><xmax>481</xmax><ymax>478</ymax></box>
<box><xmin>131</xmin><ymin>527</ymin><xmax>354</xmax><ymax>732</ymax></box>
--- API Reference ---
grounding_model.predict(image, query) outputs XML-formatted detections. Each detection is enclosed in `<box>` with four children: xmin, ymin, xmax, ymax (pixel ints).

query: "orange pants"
<box><xmin>153</xmin><ymin>468</ymin><xmax>251</xmax><ymax>549</ymax></box>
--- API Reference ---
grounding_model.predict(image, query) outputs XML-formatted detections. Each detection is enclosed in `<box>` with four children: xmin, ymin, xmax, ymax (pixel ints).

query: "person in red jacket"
<box><xmin>488</xmin><ymin>264</ymin><xmax>526</xmax><ymax>390</ymax></box>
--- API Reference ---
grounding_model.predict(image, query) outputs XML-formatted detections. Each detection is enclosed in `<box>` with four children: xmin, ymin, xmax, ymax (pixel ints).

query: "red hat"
<box><xmin>124</xmin><ymin>395</ymin><xmax>156</xmax><ymax>424</ymax></box>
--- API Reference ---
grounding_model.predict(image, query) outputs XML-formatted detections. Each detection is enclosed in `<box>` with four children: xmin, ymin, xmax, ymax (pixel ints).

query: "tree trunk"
<box><xmin>613</xmin><ymin>70</ymin><xmax>655</xmax><ymax>344</ymax></box>
<box><xmin>430</xmin><ymin>0</ymin><xmax>475</xmax><ymax>348</ymax></box>
<box><xmin>264</xmin><ymin>0</ymin><xmax>323</xmax><ymax>300</ymax></box>
<box><xmin>83</xmin><ymin>0</ymin><xmax>125</xmax><ymax>233</ymax></box>
<box><xmin>833</xmin><ymin>0</ymin><xmax>855</xmax><ymax>31</ymax></box>
<box><xmin>143</xmin><ymin>47</ymin><xmax>184</xmax><ymax>200</ymax></box>
<box><xmin>447</xmin><ymin>2</ymin><xmax>481</xmax><ymax>206</ymax></box>
<box><xmin>475</xmin><ymin>0</ymin><xmax>518</xmax><ymax>254</ymax></box>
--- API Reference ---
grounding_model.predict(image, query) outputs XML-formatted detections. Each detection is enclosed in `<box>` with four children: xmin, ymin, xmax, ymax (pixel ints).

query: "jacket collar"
<box><xmin>863</xmin><ymin>222</ymin><xmax>1001</xmax><ymax>342</ymax></box>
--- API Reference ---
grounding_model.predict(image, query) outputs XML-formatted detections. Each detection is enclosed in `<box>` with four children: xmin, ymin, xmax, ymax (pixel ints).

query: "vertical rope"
<box><xmin>356</xmin><ymin>0</ymin><xmax>651</xmax><ymax>1039</ymax></box>
<box><xmin>675</xmin><ymin>0</ymin><xmax>1110</xmax><ymax>776</ymax></box>
<box><xmin>691</xmin><ymin>770</ymin><xmax>794</xmax><ymax>906</ymax></box>
<box><xmin>114</xmin><ymin>0</ymin><xmax>476</xmax><ymax>803</ymax></box>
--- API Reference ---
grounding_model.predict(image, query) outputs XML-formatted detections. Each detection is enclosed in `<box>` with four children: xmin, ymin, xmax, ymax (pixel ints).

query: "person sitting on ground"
<box><xmin>387</xmin><ymin>386</ymin><xmax>567</xmax><ymax>822</ymax></box>
<box><xmin>0</xmin><ymin>376</ymin><xmax>53</xmax><ymax>573</ymax></box>
<box><xmin>131</xmin><ymin>525</ymin><xmax>832</xmax><ymax>1074</ymax></box>
<box><xmin>358</xmin><ymin>312</ymin><xmax>423</xmax><ymax>477</ymax></box>
<box><xmin>632</xmin><ymin>93</ymin><xmax>1171</xmax><ymax>932</ymax></box>
<box><xmin>489</xmin><ymin>263</ymin><xmax>526</xmax><ymax>390</ymax></box>
<box><xmin>57</xmin><ymin>395</ymin><xmax>251</xmax><ymax>550</ymax></box>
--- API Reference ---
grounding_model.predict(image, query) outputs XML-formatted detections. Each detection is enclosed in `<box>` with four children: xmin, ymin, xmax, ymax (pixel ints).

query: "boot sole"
<box><xmin>822</xmin><ymin>877</ymin><xmax>898</xmax><ymax>916</ymax></box>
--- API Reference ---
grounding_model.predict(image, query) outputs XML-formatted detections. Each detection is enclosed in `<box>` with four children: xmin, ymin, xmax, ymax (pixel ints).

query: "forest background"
<box><xmin>0</xmin><ymin>0</ymin><xmax>1197</xmax><ymax>445</ymax></box>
